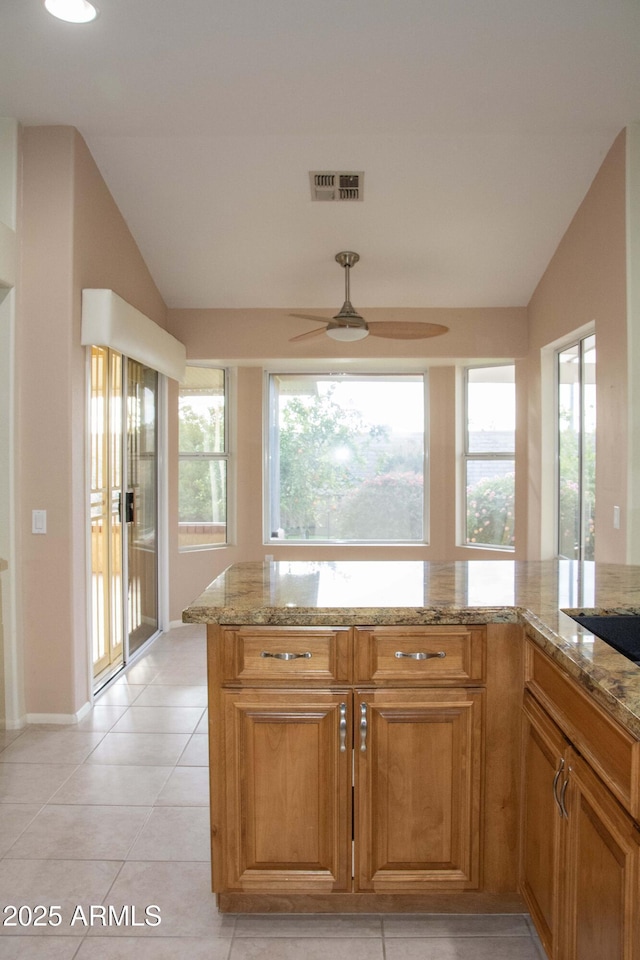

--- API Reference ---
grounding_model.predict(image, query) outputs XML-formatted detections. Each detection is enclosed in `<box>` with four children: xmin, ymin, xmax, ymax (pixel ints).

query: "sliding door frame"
<box><xmin>86</xmin><ymin>347</ymin><xmax>168</xmax><ymax>697</ymax></box>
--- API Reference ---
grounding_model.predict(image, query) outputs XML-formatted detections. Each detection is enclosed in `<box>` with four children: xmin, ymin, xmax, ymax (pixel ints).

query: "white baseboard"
<box><xmin>0</xmin><ymin>716</ymin><xmax>27</xmax><ymax>731</ymax></box>
<box><xmin>25</xmin><ymin>701</ymin><xmax>92</xmax><ymax>726</ymax></box>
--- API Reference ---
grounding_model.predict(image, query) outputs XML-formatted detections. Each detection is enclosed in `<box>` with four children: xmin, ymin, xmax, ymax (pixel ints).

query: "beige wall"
<box><xmin>526</xmin><ymin>130</ymin><xmax>628</xmax><ymax>561</ymax></box>
<box><xmin>17</xmin><ymin>126</ymin><xmax>167</xmax><ymax>719</ymax></box>
<box><xmin>0</xmin><ymin>118</ymin><xmax>19</xmax><ymax>728</ymax></box>
<box><xmin>167</xmin><ymin>306</ymin><xmax>528</xmax><ymax>364</ymax></box>
<box><xmin>625</xmin><ymin>125</ymin><xmax>640</xmax><ymax>563</ymax></box>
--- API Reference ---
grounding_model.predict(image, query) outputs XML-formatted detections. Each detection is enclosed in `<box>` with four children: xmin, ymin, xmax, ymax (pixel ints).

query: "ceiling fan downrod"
<box><xmin>334</xmin><ymin>251</ymin><xmax>364</xmax><ymax>322</ymax></box>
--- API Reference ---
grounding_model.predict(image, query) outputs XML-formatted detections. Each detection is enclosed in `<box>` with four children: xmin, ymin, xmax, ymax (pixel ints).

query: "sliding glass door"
<box><xmin>90</xmin><ymin>347</ymin><xmax>123</xmax><ymax>679</ymax></box>
<box><xmin>89</xmin><ymin>347</ymin><xmax>159</xmax><ymax>687</ymax></box>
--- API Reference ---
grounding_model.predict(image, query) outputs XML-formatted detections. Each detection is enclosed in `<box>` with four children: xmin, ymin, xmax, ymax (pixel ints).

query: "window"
<box><xmin>557</xmin><ymin>334</ymin><xmax>596</xmax><ymax>560</ymax></box>
<box><xmin>178</xmin><ymin>366</ymin><xmax>228</xmax><ymax>549</ymax></box>
<box><xmin>464</xmin><ymin>364</ymin><xmax>515</xmax><ymax>549</ymax></box>
<box><xmin>266</xmin><ymin>373</ymin><xmax>426</xmax><ymax>543</ymax></box>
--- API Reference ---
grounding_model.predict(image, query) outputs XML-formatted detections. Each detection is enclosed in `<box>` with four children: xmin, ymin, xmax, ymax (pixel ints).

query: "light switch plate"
<box><xmin>32</xmin><ymin>509</ymin><xmax>47</xmax><ymax>534</ymax></box>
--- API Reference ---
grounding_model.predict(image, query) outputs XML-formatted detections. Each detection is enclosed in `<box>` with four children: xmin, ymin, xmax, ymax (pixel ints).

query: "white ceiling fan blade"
<box><xmin>367</xmin><ymin>321</ymin><xmax>449</xmax><ymax>340</ymax></box>
<box><xmin>289</xmin><ymin>325</ymin><xmax>329</xmax><ymax>342</ymax></box>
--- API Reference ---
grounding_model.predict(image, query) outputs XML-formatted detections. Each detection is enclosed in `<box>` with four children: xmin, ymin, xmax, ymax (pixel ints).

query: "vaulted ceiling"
<box><xmin>1</xmin><ymin>0</ymin><xmax>639</xmax><ymax>312</ymax></box>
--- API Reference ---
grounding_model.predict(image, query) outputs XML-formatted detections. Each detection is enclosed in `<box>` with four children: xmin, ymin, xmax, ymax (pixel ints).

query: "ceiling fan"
<box><xmin>289</xmin><ymin>251</ymin><xmax>449</xmax><ymax>342</ymax></box>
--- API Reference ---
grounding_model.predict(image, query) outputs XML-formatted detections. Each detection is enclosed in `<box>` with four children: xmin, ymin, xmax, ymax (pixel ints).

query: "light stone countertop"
<box><xmin>183</xmin><ymin>559</ymin><xmax>640</xmax><ymax>738</ymax></box>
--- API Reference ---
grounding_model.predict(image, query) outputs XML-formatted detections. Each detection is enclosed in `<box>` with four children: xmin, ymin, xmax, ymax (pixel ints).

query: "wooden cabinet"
<box><xmin>208</xmin><ymin>623</ymin><xmax>489</xmax><ymax>907</ymax></box>
<box><xmin>565</xmin><ymin>749</ymin><xmax>640</xmax><ymax>960</ymax></box>
<box><xmin>522</xmin><ymin>645</ymin><xmax>640</xmax><ymax>960</ymax></box>
<box><xmin>525</xmin><ymin>641</ymin><xmax>640</xmax><ymax>819</ymax></box>
<box><xmin>220</xmin><ymin>689</ymin><xmax>351</xmax><ymax>893</ymax></box>
<box><xmin>521</xmin><ymin>691</ymin><xmax>566</xmax><ymax>958</ymax></box>
<box><xmin>355</xmin><ymin>687</ymin><xmax>483</xmax><ymax>892</ymax></box>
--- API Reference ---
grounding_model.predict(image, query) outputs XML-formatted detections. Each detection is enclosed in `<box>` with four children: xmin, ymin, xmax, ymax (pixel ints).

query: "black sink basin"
<box><xmin>569</xmin><ymin>615</ymin><xmax>640</xmax><ymax>665</ymax></box>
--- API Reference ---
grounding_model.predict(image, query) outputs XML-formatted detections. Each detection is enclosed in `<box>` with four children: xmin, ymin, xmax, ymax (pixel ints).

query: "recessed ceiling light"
<box><xmin>44</xmin><ymin>0</ymin><xmax>98</xmax><ymax>23</ymax></box>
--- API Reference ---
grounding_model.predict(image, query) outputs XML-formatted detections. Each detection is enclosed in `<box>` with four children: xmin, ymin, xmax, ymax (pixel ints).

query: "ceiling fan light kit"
<box><xmin>326</xmin><ymin>323</ymin><xmax>369</xmax><ymax>342</ymax></box>
<box><xmin>44</xmin><ymin>0</ymin><xmax>98</xmax><ymax>22</ymax></box>
<box><xmin>289</xmin><ymin>252</ymin><xmax>450</xmax><ymax>344</ymax></box>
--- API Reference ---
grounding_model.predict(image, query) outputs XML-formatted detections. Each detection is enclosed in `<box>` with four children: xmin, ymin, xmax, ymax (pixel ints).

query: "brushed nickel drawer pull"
<box><xmin>359</xmin><ymin>702</ymin><xmax>368</xmax><ymax>753</ymax></box>
<box><xmin>395</xmin><ymin>650</ymin><xmax>446</xmax><ymax>660</ymax></box>
<box><xmin>260</xmin><ymin>651</ymin><xmax>312</xmax><ymax>661</ymax></box>
<box><xmin>339</xmin><ymin>702</ymin><xmax>347</xmax><ymax>752</ymax></box>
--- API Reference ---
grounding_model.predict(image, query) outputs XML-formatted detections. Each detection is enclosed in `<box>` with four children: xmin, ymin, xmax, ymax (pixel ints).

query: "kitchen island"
<box><xmin>184</xmin><ymin>560</ymin><xmax>640</xmax><ymax>955</ymax></box>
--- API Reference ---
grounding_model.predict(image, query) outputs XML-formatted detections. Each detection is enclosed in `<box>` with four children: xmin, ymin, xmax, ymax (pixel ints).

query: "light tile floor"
<box><xmin>0</xmin><ymin>624</ymin><xmax>547</xmax><ymax>959</ymax></box>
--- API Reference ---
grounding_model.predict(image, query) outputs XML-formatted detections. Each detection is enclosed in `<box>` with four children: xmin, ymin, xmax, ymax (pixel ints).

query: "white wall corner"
<box><xmin>0</xmin><ymin>119</ymin><xmax>23</xmax><ymax>732</ymax></box>
<box><xmin>0</xmin><ymin>118</ymin><xmax>18</xmax><ymax>231</ymax></box>
<box><xmin>0</xmin><ymin>219</ymin><xmax>16</xmax><ymax>290</ymax></box>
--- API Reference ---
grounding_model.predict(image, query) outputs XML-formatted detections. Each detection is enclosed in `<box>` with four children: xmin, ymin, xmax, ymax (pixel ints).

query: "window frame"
<box><xmin>555</xmin><ymin>332</ymin><xmax>596</xmax><ymax>561</ymax></box>
<box><xmin>178</xmin><ymin>364</ymin><xmax>230</xmax><ymax>552</ymax></box>
<box><xmin>263</xmin><ymin>370</ymin><xmax>430</xmax><ymax>546</ymax></box>
<box><xmin>462</xmin><ymin>362</ymin><xmax>516</xmax><ymax>551</ymax></box>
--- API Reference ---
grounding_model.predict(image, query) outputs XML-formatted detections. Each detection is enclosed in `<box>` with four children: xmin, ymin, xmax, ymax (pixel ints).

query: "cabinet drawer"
<box><xmin>354</xmin><ymin>625</ymin><xmax>486</xmax><ymax>684</ymax></box>
<box><xmin>221</xmin><ymin>626</ymin><xmax>351</xmax><ymax>683</ymax></box>
<box><xmin>525</xmin><ymin>640</ymin><xmax>640</xmax><ymax>819</ymax></box>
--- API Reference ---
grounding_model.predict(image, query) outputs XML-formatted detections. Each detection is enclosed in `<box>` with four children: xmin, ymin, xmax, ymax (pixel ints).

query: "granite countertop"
<box><xmin>183</xmin><ymin>558</ymin><xmax>640</xmax><ymax>738</ymax></box>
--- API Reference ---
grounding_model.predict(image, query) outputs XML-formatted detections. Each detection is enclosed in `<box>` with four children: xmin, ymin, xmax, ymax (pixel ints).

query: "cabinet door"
<box><xmin>355</xmin><ymin>687</ymin><xmax>484</xmax><ymax>892</ymax></box>
<box><xmin>221</xmin><ymin>689</ymin><xmax>351</xmax><ymax>893</ymax></box>
<box><xmin>563</xmin><ymin>749</ymin><xmax>640</xmax><ymax>960</ymax></box>
<box><xmin>520</xmin><ymin>691</ymin><xmax>567</xmax><ymax>960</ymax></box>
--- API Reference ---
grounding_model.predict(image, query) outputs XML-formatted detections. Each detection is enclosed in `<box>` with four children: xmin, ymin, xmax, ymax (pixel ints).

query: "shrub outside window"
<box><xmin>178</xmin><ymin>366</ymin><xmax>227</xmax><ymax>549</ymax></box>
<box><xmin>464</xmin><ymin>364</ymin><xmax>515</xmax><ymax>549</ymax></box>
<box><xmin>267</xmin><ymin>373</ymin><xmax>427</xmax><ymax>543</ymax></box>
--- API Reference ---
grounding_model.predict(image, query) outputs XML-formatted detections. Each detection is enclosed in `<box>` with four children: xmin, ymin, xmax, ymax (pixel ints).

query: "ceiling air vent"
<box><xmin>309</xmin><ymin>171</ymin><xmax>364</xmax><ymax>201</ymax></box>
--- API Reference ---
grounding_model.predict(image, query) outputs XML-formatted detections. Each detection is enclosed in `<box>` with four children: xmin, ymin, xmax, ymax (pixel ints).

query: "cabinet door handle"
<box><xmin>339</xmin><ymin>702</ymin><xmax>347</xmax><ymax>753</ymax></box>
<box><xmin>359</xmin><ymin>702</ymin><xmax>368</xmax><ymax>753</ymax></box>
<box><xmin>552</xmin><ymin>757</ymin><xmax>565</xmax><ymax>817</ymax></box>
<box><xmin>395</xmin><ymin>650</ymin><xmax>446</xmax><ymax>660</ymax></box>
<box><xmin>559</xmin><ymin>768</ymin><xmax>570</xmax><ymax>819</ymax></box>
<box><xmin>260</xmin><ymin>651</ymin><xmax>312</xmax><ymax>661</ymax></box>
